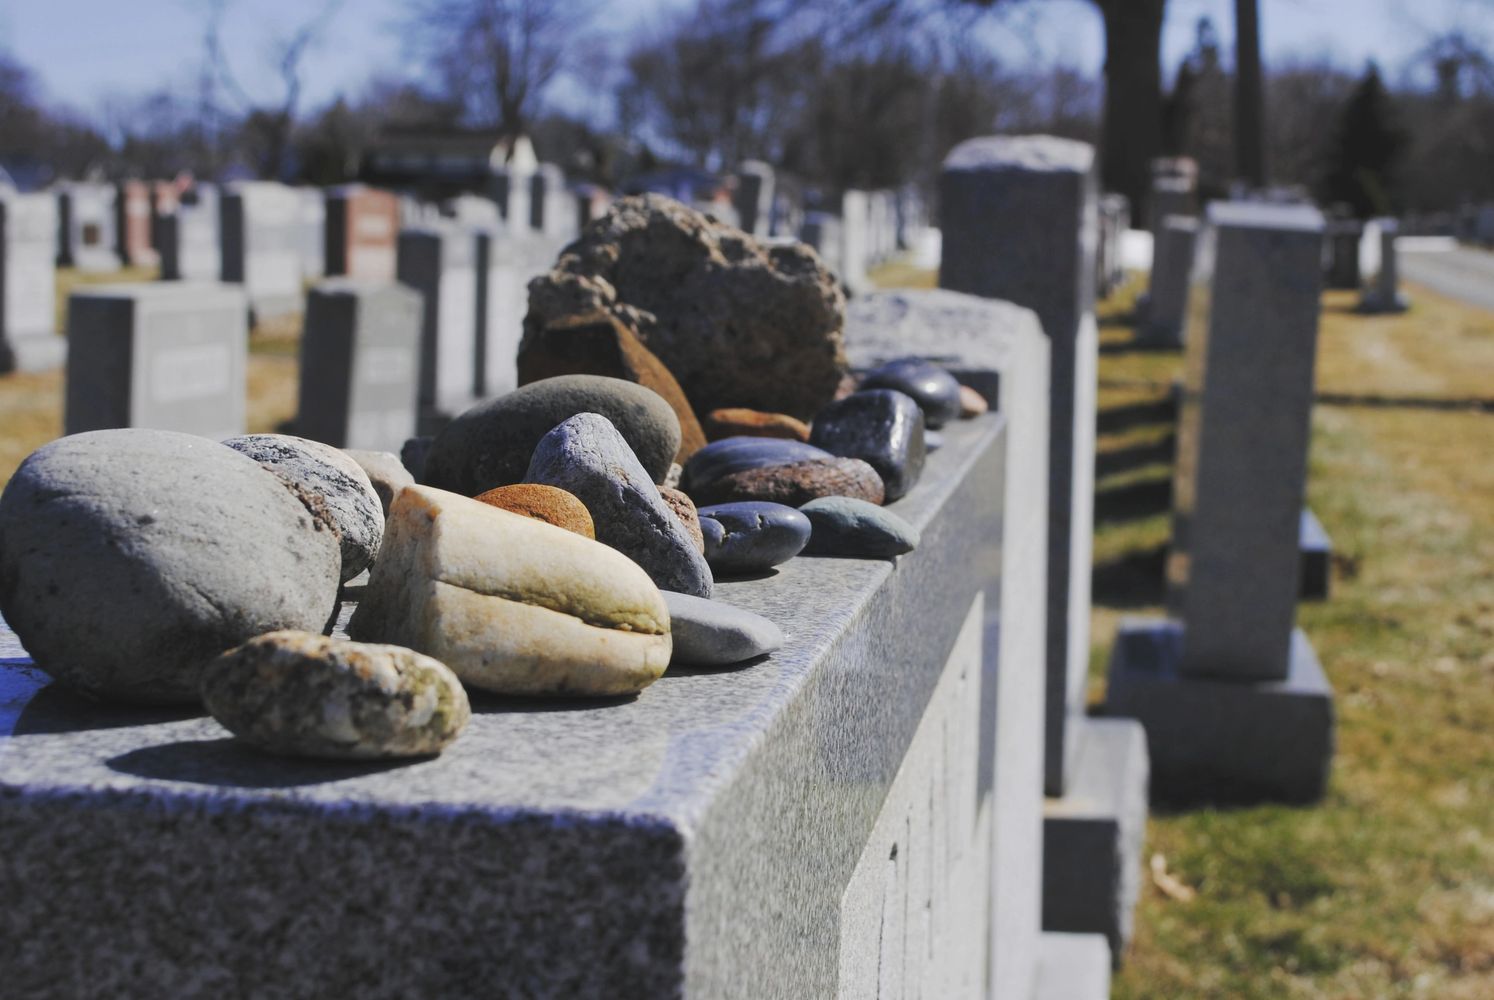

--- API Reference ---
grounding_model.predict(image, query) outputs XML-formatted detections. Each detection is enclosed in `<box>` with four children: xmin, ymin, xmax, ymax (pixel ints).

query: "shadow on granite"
<box><xmin>107</xmin><ymin>738</ymin><xmax>425</xmax><ymax>788</ymax></box>
<box><xmin>663</xmin><ymin>653</ymin><xmax>773</xmax><ymax>678</ymax></box>
<box><xmin>466</xmin><ymin>690</ymin><xmax>641</xmax><ymax>715</ymax></box>
<box><xmin>9</xmin><ymin>680</ymin><xmax>205</xmax><ymax>736</ymax></box>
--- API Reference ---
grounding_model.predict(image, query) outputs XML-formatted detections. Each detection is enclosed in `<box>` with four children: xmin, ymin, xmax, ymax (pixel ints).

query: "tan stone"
<box><xmin>703</xmin><ymin>408</ymin><xmax>811</xmax><ymax>443</ymax></box>
<box><xmin>349</xmin><ymin>485</ymin><xmax>671</xmax><ymax>697</ymax></box>
<box><xmin>475</xmin><ymin>483</ymin><xmax>595</xmax><ymax>539</ymax></box>
<box><xmin>659</xmin><ymin>486</ymin><xmax>705</xmax><ymax>554</ymax></box>
<box><xmin>959</xmin><ymin>385</ymin><xmax>989</xmax><ymax>418</ymax></box>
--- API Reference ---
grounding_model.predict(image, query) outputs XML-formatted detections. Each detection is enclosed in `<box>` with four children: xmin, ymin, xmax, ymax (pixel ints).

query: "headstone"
<box><xmin>444</xmin><ymin>194</ymin><xmax>503</xmax><ymax>230</ymax></box>
<box><xmin>1325</xmin><ymin>219</ymin><xmax>1363</xmax><ymax>290</ymax></box>
<box><xmin>494</xmin><ymin>164</ymin><xmax>535</xmax><ymax>233</ymax></box>
<box><xmin>159</xmin><ymin>184</ymin><xmax>221</xmax><ymax>283</ymax></box>
<box><xmin>396</xmin><ymin>225</ymin><xmax>480</xmax><ymax>427</ymax></box>
<box><xmin>0</xmin><ymin>191</ymin><xmax>63</xmax><ymax>372</ymax></box>
<box><xmin>1140</xmin><ymin>216</ymin><xmax>1200</xmax><ymax>348</ymax></box>
<box><xmin>1146</xmin><ymin>158</ymin><xmax>1197</xmax><ymax>237</ymax></box>
<box><xmin>1476</xmin><ymin>203</ymin><xmax>1494</xmax><ymax>246</ymax></box>
<box><xmin>298</xmin><ymin>188</ymin><xmax>326</xmax><ymax>281</ymax></box>
<box><xmin>800</xmin><ymin>212</ymin><xmax>842</xmax><ymax>277</ymax></box>
<box><xmin>114</xmin><ymin>180</ymin><xmax>157</xmax><ymax>268</ymax></box>
<box><xmin>733</xmin><ymin>161</ymin><xmax>774</xmax><ymax>238</ymax></box>
<box><xmin>475</xmin><ymin>232</ymin><xmax>568</xmax><ymax>400</ymax></box>
<box><xmin>1107</xmin><ymin>201</ymin><xmax>1335</xmax><ymax>804</ymax></box>
<box><xmin>56</xmin><ymin>182</ymin><xmax>121</xmax><ymax>272</ymax></box>
<box><xmin>64</xmin><ymin>282</ymin><xmax>247</xmax><ymax>438</ymax></box>
<box><xmin>528</xmin><ymin>163</ymin><xmax>576</xmax><ymax>241</ymax></box>
<box><xmin>940</xmin><ymin>134</ymin><xmax>1099</xmax><ymax>799</ymax></box>
<box><xmin>1358</xmin><ymin>217</ymin><xmax>1408</xmax><ymax>314</ymax></box>
<box><xmin>324</xmin><ymin>185</ymin><xmax>399</xmax><ymax>282</ymax></box>
<box><xmin>296</xmin><ymin>278</ymin><xmax>422</xmax><ymax>452</ymax></box>
<box><xmin>221</xmin><ymin>182</ymin><xmax>304</xmax><ymax>322</ymax></box>
<box><xmin>839</xmin><ymin>189</ymin><xmax>870</xmax><ymax>293</ymax></box>
<box><xmin>148</xmin><ymin>181</ymin><xmax>180</xmax><ymax>258</ymax></box>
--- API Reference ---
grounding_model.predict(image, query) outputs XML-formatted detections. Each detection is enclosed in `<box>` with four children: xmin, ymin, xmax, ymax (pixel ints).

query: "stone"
<box><xmin>396</xmin><ymin>225</ymin><xmax>482</xmax><ymax>426</ymax></box>
<box><xmin>223</xmin><ymin>433</ymin><xmax>385</xmax><ymax>583</ymax></box>
<box><xmin>525</xmin><ymin>413</ymin><xmax>713</xmax><ymax>598</ymax></box>
<box><xmin>295</xmin><ymin>278</ymin><xmax>422</xmax><ymax>453</ymax></box>
<box><xmin>682</xmin><ymin>437</ymin><xmax>833</xmax><ymax>495</ymax></box>
<box><xmin>158</xmin><ymin>183</ymin><xmax>220</xmax><ymax>282</ymax></box>
<box><xmin>799</xmin><ymin>496</ymin><xmax>919</xmax><ymax>558</ymax></box>
<box><xmin>809</xmin><ymin>389</ymin><xmax>927</xmax><ymax>502</ymax></box>
<box><xmin>1140</xmin><ymin>216</ymin><xmax>1200</xmax><ymax>348</ymax></box>
<box><xmin>201</xmin><ymin>631</ymin><xmax>470</xmax><ymax>759</ymax></box>
<box><xmin>703</xmin><ymin>408</ymin><xmax>810</xmax><ymax>442</ymax></box>
<box><xmin>523</xmin><ymin>193</ymin><xmax>848</xmax><ymax>421</ymax></box>
<box><xmin>659</xmin><ymin>487</ymin><xmax>704</xmax><ymax>554</ymax></box>
<box><xmin>692</xmin><ymin>457</ymin><xmax>885</xmax><ymax>508</ymax></box>
<box><xmin>221</xmin><ymin>181</ymin><xmax>305</xmax><ymax>322</ymax></box>
<box><xmin>475</xmin><ymin>230</ymin><xmax>573</xmax><ymax>400</ymax></box>
<box><xmin>422</xmin><ymin>374</ymin><xmax>681</xmax><ymax>495</ymax></box>
<box><xmin>859</xmin><ymin>357</ymin><xmax>963</xmax><ymax>429</ymax></box>
<box><xmin>1034</xmin><ymin>934</ymin><xmax>1112</xmax><ymax>1000</ymax></box>
<box><xmin>0</xmin><ymin>429</ymin><xmax>341</xmax><ymax>703</ymax></box>
<box><xmin>661</xmin><ymin>590</ymin><xmax>783</xmax><ymax>666</ymax></box>
<box><xmin>345</xmin><ymin>449</ymin><xmax>414</xmax><ymax>515</ymax></box>
<box><xmin>55</xmin><ymin>182</ymin><xmax>120</xmax><ymax>271</ymax></box>
<box><xmin>517</xmin><ymin>308</ymin><xmax>707</xmax><ymax>463</ymax></box>
<box><xmin>401</xmin><ymin>436</ymin><xmax>433</xmax><ymax>482</ymax></box>
<box><xmin>348</xmin><ymin>484</ymin><xmax>672</xmax><ymax>697</ymax></box>
<box><xmin>64</xmin><ymin>282</ymin><xmax>248</xmax><ymax>440</ymax></box>
<box><xmin>324</xmin><ymin>186</ymin><xmax>399</xmax><ymax>282</ymax></box>
<box><xmin>1359</xmin><ymin>217</ymin><xmax>1409</xmax><ymax>314</ymax></box>
<box><xmin>0</xmin><ymin>191</ymin><xmax>62</xmax><ymax>373</ymax></box>
<box><xmin>940</xmin><ymin>134</ymin><xmax>1098</xmax><ymax>798</ymax></box>
<box><xmin>696</xmin><ymin>501</ymin><xmax>811</xmax><ymax>575</ymax></box>
<box><xmin>959</xmin><ymin>385</ymin><xmax>989</xmax><ymax>417</ymax></box>
<box><xmin>474</xmin><ymin>483</ymin><xmax>594</xmax><ymax>539</ymax></box>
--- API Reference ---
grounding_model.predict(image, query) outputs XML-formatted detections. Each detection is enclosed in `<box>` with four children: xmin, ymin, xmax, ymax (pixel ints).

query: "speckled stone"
<box><xmin>345</xmin><ymin>449</ymin><xmax>414</xmax><ymax>515</ymax></box>
<box><xmin>0</xmin><ymin>429</ymin><xmax>341</xmax><ymax>704</ymax></box>
<box><xmin>662</xmin><ymin>591</ymin><xmax>783</xmax><ymax>666</ymax></box>
<box><xmin>860</xmin><ymin>357</ymin><xmax>963</xmax><ymax>429</ymax></box>
<box><xmin>809</xmin><ymin>389</ymin><xmax>926</xmax><ymax>502</ymax></box>
<box><xmin>697</xmin><ymin>502</ymin><xmax>811</xmax><ymax>575</ymax></box>
<box><xmin>201</xmin><ymin>631</ymin><xmax>470</xmax><ymax>760</ymax></box>
<box><xmin>660</xmin><ymin>487</ymin><xmax>705</xmax><ymax>555</ymax></box>
<box><xmin>224</xmin><ymin>434</ymin><xmax>384</xmax><ymax>582</ymax></box>
<box><xmin>525</xmin><ymin>413</ymin><xmax>714</xmax><ymax>598</ymax></box>
<box><xmin>959</xmin><ymin>385</ymin><xmax>989</xmax><ymax>418</ymax></box>
<box><xmin>682</xmin><ymin>437</ymin><xmax>833</xmax><ymax>496</ymax></box>
<box><xmin>691</xmin><ymin>457</ymin><xmax>885</xmax><ymax>508</ymax></box>
<box><xmin>800</xmin><ymin>496</ymin><xmax>920</xmax><ymax>558</ymax></box>
<box><xmin>349</xmin><ymin>485</ymin><xmax>672</xmax><ymax>697</ymax></box>
<box><xmin>421</xmin><ymin>375</ymin><xmax>682</xmax><ymax>495</ymax></box>
<box><xmin>703</xmin><ymin>408</ymin><xmax>811</xmax><ymax>442</ymax></box>
<box><xmin>474</xmin><ymin>484</ymin><xmax>595</xmax><ymax>539</ymax></box>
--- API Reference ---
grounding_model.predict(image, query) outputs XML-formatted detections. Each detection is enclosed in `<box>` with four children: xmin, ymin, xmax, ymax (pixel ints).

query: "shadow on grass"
<box><xmin>1091</xmin><ymin>543</ymin><xmax>1168</xmax><ymax>609</ymax></box>
<box><xmin>1094</xmin><ymin>477</ymin><xmax>1171</xmax><ymax>526</ymax></box>
<box><xmin>1096</xmin><ymin>435</ymin><xmax>1176</xmax><ymax>479</ymax></box>
<box><xmin>1097</xmin><ymin>398</ymin><xmax>1177</xmax><ymax>436</ymax></box>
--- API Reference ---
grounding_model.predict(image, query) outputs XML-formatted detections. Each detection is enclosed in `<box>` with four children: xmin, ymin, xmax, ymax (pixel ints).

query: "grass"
<box><xmin>866</xmin><ymin>260</ymin><xmax>1494</xmax><ymax>998</ymax></box>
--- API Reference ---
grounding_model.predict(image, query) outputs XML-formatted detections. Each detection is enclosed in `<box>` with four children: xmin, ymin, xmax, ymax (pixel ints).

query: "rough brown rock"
<box><xmin>659</xmin><ymin>486</ymin><xmax>705</xmax><ymax>554</ymax></box>
<box><xmin>704</xmin><ymin>408</ymin><xmax>811</xmax><ymax>443</ymax></box>
<box><xmin>474</xmin><ymin>483</ymin><xmax>595</xmax><ymax>539</ymax></box>
<box><xmin>517</xmin><ymin>309</ymin><xmax>707</xmax><ymax>464</ymax></box>
<box><xmin>690</xmin><ymin>457</ymin><xmax>885</xmax><ymax>507</ymax></box>
<box><xmin>523</xmin><ymin>194</ymin><xmax>847</xmax><ymax>421</ymax></box>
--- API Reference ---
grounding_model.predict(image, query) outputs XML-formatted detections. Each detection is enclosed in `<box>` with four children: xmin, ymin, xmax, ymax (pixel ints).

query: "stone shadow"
<box><xmin>10</xmin><ymin>680</ymin><xmax>204</xmax><ymax>736</ymax></box>
<box><xmin>107</xmin><ymin>738</ymin><xmax>420</xmax><ymax>788</ymax></box>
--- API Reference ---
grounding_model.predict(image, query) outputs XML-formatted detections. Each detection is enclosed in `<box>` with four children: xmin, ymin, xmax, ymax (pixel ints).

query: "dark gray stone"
<box><xmin>696</xmin><ymin>502</ymin><xmax>811</xmax><ymax>575</ymax></box>
<box><xmin>223</xmin><ymin>434</ymin><xmax>384</xmax><ymax>583</ymax></box>
<box><xmin>799</xmin><ymin>496</ymin><xmax>919</xmax><ymax>558</ymax></box>
<box><xmin>809</xmin><ymin>390</ymin><xmax>926</xmax><ymax>502</ymax></box>
<box><xmin>859</xmin><ymin>357</ymin><xmax>962</xmax><ymax>429</ymax></box>
<box><xmin>0</xmin><ymin>429</ymin><xmax>341</xmax><ymax>704</ymax></box>
<box><xmin>525</xmin><ymin>413</ymin><xmax>713</xmax><ymax>598</ymax></box>
<box><xmin>662</xmin><ymin>590</ymin><xmax>783</xmax><ymax>665</ymax></box>
<box><xmin>422</xmin><ymin>374</ymin><xmax>681</xmax><ymax>495</ymax></box>
<box><xmin>681</xmin><ymin>437</ymin><xmax>831</xmax><ymax>496</ymax></box>
<box><xmin>400</xmin><ymin>436</ymin><xmax>433</xmax><ymax>482</ymax></box>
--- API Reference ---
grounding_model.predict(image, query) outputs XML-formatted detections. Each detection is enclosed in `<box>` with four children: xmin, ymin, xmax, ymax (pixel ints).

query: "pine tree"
<box><xmin>1323</xmin><ymin>63</ymin><xmax>1407</xmax><ymax>217</ymax></box>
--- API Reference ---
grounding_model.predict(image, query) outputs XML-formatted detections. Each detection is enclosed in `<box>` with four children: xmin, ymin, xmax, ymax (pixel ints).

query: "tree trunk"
<box><xmin>1233</xmin><ymin>0</ymin><xmax>1266</xmax><ymax>187</ymax></box>
<box><xmin>1093</xmin><ymin>0</ymin><xmax>1166</xmax><ymax>219</ymax></box>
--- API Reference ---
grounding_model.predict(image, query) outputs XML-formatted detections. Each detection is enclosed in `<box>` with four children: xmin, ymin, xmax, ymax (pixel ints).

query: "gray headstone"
<box><xmin>396</xmin><ymin>225</ymin><xmax>480</xmax><ymax>425</ymax></box>
<box><xmin>800</xmin><ymin>212</ymin><xmax>842</xmax><ymax>279</ymax></box>
<box><xmin>296</xmin><ymin>279</ymin><xmax>422</xmax><ymax>452</ymax></box>
<box><xmin>56</xmin><ymin>183</ymin><xmax>120</xmax><ymax>272</ymax></box>
<box><xmin>1141</xmin><ymin>215</ymin><xmax>1200</xmax><ymax>348</ymax></box>
<box><xmin>1325</xmin><ymin>219</ymin><xmax>1362</xmax><ymax>290</ymax></box>
<box><xmin>64</xmin><ymin>282</ymin><xmax>247</xmax><ymax>438</ymax></box>
<box><xmin>1147</xmin><ymin>177</ymin><xmax>1195</xmax><ymax>237</ymax></box>
<box><xmin>839</xmin><ymin>189</ymin><xmax>871</xmax><ymax>294</ymax></box>
<box><xmin>325</xmin><ymin>186</ymin><xmax>399</xmax><ymax>282</ymax></box>
<box><xmin>299</xmin><ymin>188</ymin><xmax>326</xmax><ymax>281</ymax></box>
<box><xmin>939</xmin><ymin>133</ymin><xmax>1098</xmax><ymax>797</ymax></box>
<box><xmin>475</xmin><ymin>232</ymin><xmax>567</xmax><ymax>399</ymax></box>
<box><xmin>528</xmin><ymin>163</ymin><xmax>576</xmax><ymax>241</ymax></box>
<box><xmin>1166</xmin><ymin>201</ymin><xmax>1325</xmax><ymax>680</ymax></box>
<box><xmin>159</xmin><ymin>184</ymin><xmax>221</xmax><ymax>283</ymax></box>
<box><xmin>220</xmin><ymin>182</ymin><xmax>304</xmax><ymax>322</ymax></box>
<box><xmin>733</xmin><ymin>161</ymin><xmax>774</xmax><ymax>238</ymax></box>
<box><xmin>1359</xmin><ymin>217</ymin><xmax>1408</xmax><ymax>313</ymax></box>
<box><xmin>0</xmin><ymin>191</ymin><xmax>62</xmax><ymax>372</ymax></box>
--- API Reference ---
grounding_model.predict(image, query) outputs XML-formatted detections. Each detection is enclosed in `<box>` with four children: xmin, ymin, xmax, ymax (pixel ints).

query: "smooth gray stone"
<box><xmin>696</xmin><ymin>502</ymin><xmax>811</xmax><ymax>575</ymax></box>
<box><xmin>526</xmin><ymin>413</ymin><xmax>713</xmax><ymax>598</ymax></box>
<box><xmin>344</xmin><ymin>449</ymin><xmax>414</xmax><ymax>516</ymax></box>
<box><xmin>859</xmin><ymin>357</ymin><xmax>962</xmax><ymax>429</ymax></box>
<box><xmin>799</xmin><ymin>496</ymin><xmax>919</xmax><ymax>558</ymax></box>
<box><xmin>1042</xmin><ymin>718</ymin><xmax>1149</xmax><ymax>961</ymax></box>
<box><xmin>223</xmin><ymin>434</ymin><xmax>384</xmax><ymax>583</ymax></box>
<box><xmin>0</xmin><ymin>429</ymin><xmax>341</xmax><ymax>704</ymax></box>
<box><xmin>423</xmin><ymin>374</ymin><xmax>682</xmax><ymax>495</ymax></box>
<box><xmin>662</xmin><ymin>591</ymin><xmax>783</xmax><ymax>666</ymax></box>
<box><xmin>0</xmin><ymin>416</ymin><xmax>1010</xmax><ymax>998</ymax></box>
<box><xmin>809</xmin><ymin>390</ymin><xmax>926</xmax><ymax>502</ymax></box>
<box><xmin>681</xmin><ymin>437</ymin><xmax>832</xmax><ymax>495</ymax></box>
<box><xmin>1105</xmin><ymin>618</ymin><xmax>1335</xmax><ymax>804</ymax></box>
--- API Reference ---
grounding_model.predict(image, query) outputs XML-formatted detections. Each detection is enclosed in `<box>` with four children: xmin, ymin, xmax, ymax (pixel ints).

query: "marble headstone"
<box><xmin>159</xmin><ymin>185</ymin><xmax>221</xmax><ymax>283</ymax></box>
<box><xmin>1</xmin><ymin>191</ymin><xmax>62</xmax><ymax>372</ymax></box>
<box><xmin>396</xmin><ymin>225</ymin><xmax>480</xmax><ymax>426</ymax></box>
<box><xmin>221</xmin><ymin>182</ymin><xmax>304</xmax><ymax>322</ymax></box>
<box><xmin>56</xmin><ymin>182</ymin><xmax>120</xmax><ymax>272</ymax></box>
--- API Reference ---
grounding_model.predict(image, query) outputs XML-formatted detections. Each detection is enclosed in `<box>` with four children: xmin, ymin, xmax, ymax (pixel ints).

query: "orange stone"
<box><xmin>473</xmin><ymin>484</ymin><xmax>595</xmax><ymax>539</ymax></box>
<box><xmin>703</xmin><ymin>408</ymin><xmax>811</xmax><ymax>442</ymax></box>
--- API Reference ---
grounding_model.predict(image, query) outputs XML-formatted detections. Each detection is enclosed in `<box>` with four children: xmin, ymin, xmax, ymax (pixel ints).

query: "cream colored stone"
<box><xmin>348</xmin><ymin>485</ymin><xmax>672</xmax><ymax>696</ymax></box>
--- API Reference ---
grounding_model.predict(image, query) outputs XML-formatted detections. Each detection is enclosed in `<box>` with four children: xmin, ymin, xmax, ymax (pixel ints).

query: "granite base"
<box><xmin>1105</xmin><ymin>619</ymin><xmax>1335</xmax><ymax>805</ymax></box>
<box><xmin>1042</xmin><ymin>717</ymin><xmax>1149</xmax><ymax>962</ymax></box>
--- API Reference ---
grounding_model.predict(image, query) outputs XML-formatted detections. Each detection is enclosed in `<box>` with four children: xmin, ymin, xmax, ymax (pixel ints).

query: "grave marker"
<box><xmin>1358</xmin><ymin>217</ymin><xmax>1408</xmax><ymax>314</ymax></box>
<box><xmin>159</xmin><ymin>184</ymin><xmax>221</xmax><ymax>283</ymax></box>
<box><xmin>0</xmin><ymin>191</ymin><xmax>62</xmax><ymax>372</ymax></box>
<box><xmin>56</xmin><ymin>183</ymin><xmax>120</xmax><ymax>272</ymax></box>
<box><xmin>733</xmin><ymin>161</ymin><xmax>774</xmax><ymax>238</ymax></box>
<box><xmin>325</xmin><ymin>186</ymin><xmax>399</xmax><ymax>282</ymax></box>
<box><xmin>221</xmin><ymin>182</ymin><xmax>304</xmax><ymax>322</ymax></box>
<box><xmin>397</xmin><ymin>225</ymin><xmax>480</xmax><ymax>427</ymax></box>
<box><xmin>1141</xmin><ymin>215</ymin><xmax>1200</xmax><ymax>348</ymax></box>
<box><xmin>114</xmin><ymin>180</ymin><xmax>157</xmax><ymax>268</ymax></box>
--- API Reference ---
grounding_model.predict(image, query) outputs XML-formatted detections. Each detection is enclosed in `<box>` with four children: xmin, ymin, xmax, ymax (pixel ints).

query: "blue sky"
<box><xmin>0</xmin><ymin>0</ymin><xmax>1487</xmax><ymax>119</ymax></box>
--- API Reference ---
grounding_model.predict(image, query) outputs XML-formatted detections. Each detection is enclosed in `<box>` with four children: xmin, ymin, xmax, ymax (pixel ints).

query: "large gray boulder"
<box><xmin>0</xmin><ymin>429</ymin><xmax>342</xmax><ymax>704</ymax></box>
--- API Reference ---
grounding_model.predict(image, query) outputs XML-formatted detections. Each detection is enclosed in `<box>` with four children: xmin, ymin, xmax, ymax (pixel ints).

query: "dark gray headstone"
<box><xmin>733</xmin><ymin>161</ymin><xmax>774</xmax><ymax>238</ymax></box>
<box><xmin>1140</xmin><ymin>216</ymin><xmax>1200</xmax><ymax>348</ymax></box>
